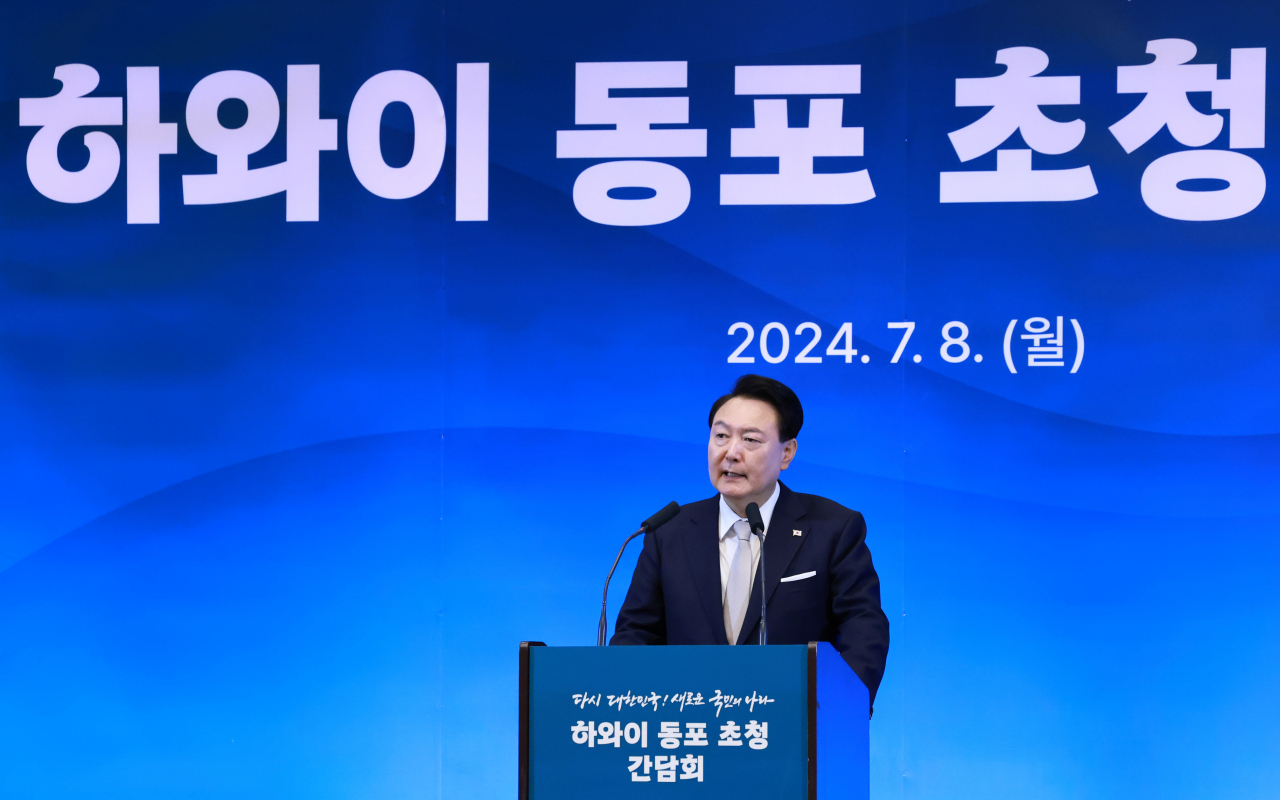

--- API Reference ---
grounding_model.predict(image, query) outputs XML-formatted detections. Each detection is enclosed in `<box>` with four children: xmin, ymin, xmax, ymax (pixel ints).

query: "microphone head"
<box><xmin>641</xmin><ymin>501</ymin><xmax>681</xmax><ymax>532</ymax></box>
<box><xmin>745</xmin><ymin>502</ymin><xmax>765</xmax><ymax>535</ymax></box>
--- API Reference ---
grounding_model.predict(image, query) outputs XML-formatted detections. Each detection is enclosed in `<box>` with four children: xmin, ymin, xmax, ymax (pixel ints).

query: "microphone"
<box><xmin>641</xmin><ymin>501</ymin><xmax>681</xmax><ymax>533</ymax></box>
<box><xmin>745</xmin><ymin>502</ymin><xmax>767</xmax><ymax>646</ymax></box>
<box><xmin>597</xmin><ymin>501</ymin><xmax>681</xmax><ymax>646</ymax></box>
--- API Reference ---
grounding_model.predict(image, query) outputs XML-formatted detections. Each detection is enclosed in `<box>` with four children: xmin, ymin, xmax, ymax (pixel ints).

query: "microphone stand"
<box><xmin>597</xmin><ymin>528</ymin><xmax>645</xmax><ymax>646</ymax></box>
<box><xmin>745</xmin><ymin>501</ymin><xmax>767</xmax><ymax>646</ymax></box>
<box><xmin>597</xmin><ymin>501</ymin><xmax>680</xmax><ymax>646</ymax></box>
<box><xmin>754</xmin><ymin>528</ymin><xmax>767</xmax><ymax>645</ymax></box>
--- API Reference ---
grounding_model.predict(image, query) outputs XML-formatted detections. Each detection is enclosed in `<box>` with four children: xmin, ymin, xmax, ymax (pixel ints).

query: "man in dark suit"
<box><xmin>611</xmin><ymin>375</ymin><xmax>890</xmax><ymax>707</ymax></box>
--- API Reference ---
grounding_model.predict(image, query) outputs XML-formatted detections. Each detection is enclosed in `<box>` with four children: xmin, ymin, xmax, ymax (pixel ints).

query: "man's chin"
<box><xmin>715</xmin><ymin>481</ymin><xmax>753</xmax><ymax>498</ymax></box>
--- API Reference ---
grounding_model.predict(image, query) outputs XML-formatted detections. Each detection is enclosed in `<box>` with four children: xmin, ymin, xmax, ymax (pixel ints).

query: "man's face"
<box><xmin>707</xmin><ymin>396</ymin><xmax>797</xmax><ymax>508</ymax></box>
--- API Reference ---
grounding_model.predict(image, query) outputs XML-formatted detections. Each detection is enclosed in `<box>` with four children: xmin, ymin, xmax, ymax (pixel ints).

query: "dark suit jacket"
<box><xmin>611</xmin><ymin>482</ymin><xmax>890</xmax><ymax>705</ymax></box>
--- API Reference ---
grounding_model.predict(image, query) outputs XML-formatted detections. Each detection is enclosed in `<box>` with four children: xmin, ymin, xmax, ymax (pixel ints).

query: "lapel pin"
<box><xmin>793</xmin><ymin>529</ymin><xmax>802</xmax><ymax>536</ymax></box>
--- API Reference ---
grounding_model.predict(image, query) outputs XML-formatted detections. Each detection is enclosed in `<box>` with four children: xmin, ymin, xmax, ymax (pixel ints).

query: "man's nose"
<box><xmin>724</xmin><ymin>438</ymin><xmax>743</xmax><ymax>459</ymax></box>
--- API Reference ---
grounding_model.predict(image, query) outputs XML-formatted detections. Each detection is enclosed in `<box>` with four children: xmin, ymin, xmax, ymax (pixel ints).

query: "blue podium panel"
<box><xmin>527</xmin><ymin>645</ymin><xmax>809</xmax><ymax>800</ymax></box>
<box><xmin>816</xmin><ymin>643</ymin><xmax>870</xmax><ymax>800</ymax></box>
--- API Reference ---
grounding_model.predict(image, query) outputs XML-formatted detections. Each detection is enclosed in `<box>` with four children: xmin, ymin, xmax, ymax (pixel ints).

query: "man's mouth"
<box><xmin>722</xmin><ymin>471</ymin><xmax>746</xmax><ymax>479</ymax></box>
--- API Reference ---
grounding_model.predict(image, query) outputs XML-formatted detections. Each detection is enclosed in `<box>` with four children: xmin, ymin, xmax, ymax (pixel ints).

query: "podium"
<box><xmin>519</xmin><ymin>642</ymin><xmax>868</xmax><ymax>800</ymax></box>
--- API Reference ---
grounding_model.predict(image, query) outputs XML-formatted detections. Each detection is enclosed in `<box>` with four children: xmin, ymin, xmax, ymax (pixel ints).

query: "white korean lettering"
<box><xmin>125</xmin><ymin>67</ymin><xmax>178</xmax><ymax>223</ymax></box>
<box><xmin>557</xmin><ymin>61</ymin><xmax>707</xmax><ymax>226</ymax></box>
<box><xmin>557</xmin><ymin>61</ymin><xmax>705</xmax><ymax>158</ymax></box>
<box><xmin>1111</xmin><ymin>39</ymin><xmax>1222</xmax><ymax>152</ymax></box>
<box><xmin>1212</xmin><ymin>48</ymin><xmax>1266</xmax><ymax>149</ymax></box>
<box><xmin>571</xmin><ymin>720</ymin><xmax>596</xmax><ymax>746</ymax></box>
<box><xmin>654</xmin><ymin>755</ymin><xmax>678</xmax><ymax>782</ymax></box>
<box><xmin>455</xmin><ymin>63</ymin><xmax>490</xmax><ymax>221</ymax></box>
<box><xmin>623</xmin><ymin>721</ymin><xmax>645</xmax><ymax>746</ymax></box>
<box><xmin>572</xmin><ymin>161</ymin><xmax>691</xmax><ymax>225</ymax></box>
<box><xmin>1111</xmin><ymin>40</ymin><xmax>1266</xmax><ymax>221</ymax></box>
<box><xmin>284</xmin><ymin>65</ymin><xmax>339</xmax><ymax>220</ymax></box>
<box><xmin>744</xmin><ymin>720</ymin><xmax>768</xmax><ymax>750</ymax></box>
<box><xmin>718</xmin><ymin>720</ymin><xmax>743</xmax><ymax>746</ymax></box>
<box><xmin>679</xmin><ymin>754</ymin><xmax>704</xmax><ymax>782</ymax></box>
<box><xmin>629</xmin><ymin>755</ymin><xmax>652</xmax><ymax>782</ymax></box>
<box><xmin>598</xmin><ymin>721</ymin><xmax>623</xmax><ymax>747</ymax></box>
<box><xmin>709</xmin><ymin>689</ymin><xmax>743</xmax><ymax>716</ymax></box>
<box><xmin>1002</xmin><ymin>317</ymin><xmax>1084</xmax><ymax>373</ymax></box>
<box><xmin>182</xmin><ymin>67</ymin><xmax>338</xmax><ymax>220</ymax></box>
<box><xmin>19</xmin><ymin>64</ymin><xmax>122</xmax><ymax>204</ymax></box>
<box><xmin>347</xmin><ymin>70</ymin><xmax>445</xmax><ymax>200</ymax></box>
<box><xmin>683</xmin><ymin>722</ymin><xmax>708</xmax><ymax>746</ymax></box>
<box><xmin>1139</xmin><ymin>150</ymin><xmax>1265</xmax><ymax>220</ymax></box>
<box><xmin>1022</xmin><ymin>317</ymin><xmax>1064</xmax><ymax>367</ymax></box>
<box><xmin>572</xmin><ymin>692</ymin><xmax>601</xmax><ymax>708</ymax></box>
<box><xmin>658</xmin><ymin>721</ymin><xmax>681</xmax><ymax>749</ymax></box>
<box><xmin>940</xmin><ymin>47</ymin><xmax>1096</xmax><ymax>203</ymax></box>
<box><xmin>721</xmin><ymin>64</ymin><xmax>872</xmax><ymax>205</ymax></box>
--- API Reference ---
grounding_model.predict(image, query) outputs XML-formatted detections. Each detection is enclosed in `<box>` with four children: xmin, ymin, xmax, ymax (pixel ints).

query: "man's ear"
<box><xmin>780</xmin><ymin>438</ymin><xmax>798</xmax><ymax>470</ymax></box>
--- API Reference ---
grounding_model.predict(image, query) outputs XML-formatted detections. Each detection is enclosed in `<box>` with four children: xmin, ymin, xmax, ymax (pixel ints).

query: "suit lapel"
<box><xmin>683</xmin><ymin>497</ymin><xmax>729</xmax><ymax>645</ymax></box>
<box><xmin>736</xmin><ymin>483</ymin><xmax>809</xmax><ymax>645</ymax></box>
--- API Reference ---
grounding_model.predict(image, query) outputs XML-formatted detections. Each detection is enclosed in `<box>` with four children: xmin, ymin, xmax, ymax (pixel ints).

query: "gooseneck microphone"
<box><xmin>597</xmin><ymin>501</ymin><xmax>681</xmax><ymax>646</ymax></box>
<box><xmin>745</xmin><ymin>501</ymin><xmax>767</xmax><ymax>645</ymax></box>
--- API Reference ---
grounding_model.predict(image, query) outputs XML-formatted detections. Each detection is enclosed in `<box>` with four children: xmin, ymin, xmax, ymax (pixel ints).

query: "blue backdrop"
<box><xmin>2</xmin><ymin>1</ymin><xmax>1278</xmax><ymax>799</ymax></box>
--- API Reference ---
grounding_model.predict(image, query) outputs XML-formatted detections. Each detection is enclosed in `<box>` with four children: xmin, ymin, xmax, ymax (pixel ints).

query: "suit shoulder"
<box><xmin>790</xmin><ymin>490</ymin><xmax>864</xmax><ymax>526</ymax></box>
<box><xmin>652</xmin><ymin>495</ymin><xmax>718</xmax><ymax>542</ymax></box>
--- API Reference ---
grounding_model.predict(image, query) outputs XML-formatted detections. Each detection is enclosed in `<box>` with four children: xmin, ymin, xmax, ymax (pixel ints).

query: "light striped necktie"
<box><xmin>723</xmin><ymin>519</ymin><xmax>754</xmax><ymax>645</ymax></box>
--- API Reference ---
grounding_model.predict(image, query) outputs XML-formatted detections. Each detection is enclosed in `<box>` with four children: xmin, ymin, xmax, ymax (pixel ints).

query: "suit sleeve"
<box><xmin>609</xmin><ymin>530</ymin><xmax>667</xmax><ymax>645</ymax></box>
<box><xmin>828</xmin><ymin>511</ymin><xmax>890</xmax><ymax>706</ymax></box>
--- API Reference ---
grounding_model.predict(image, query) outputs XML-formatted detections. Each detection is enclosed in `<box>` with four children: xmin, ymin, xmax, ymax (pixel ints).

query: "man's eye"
<box><xmin>745</xmin><ymin>437</ymin><xmax>759</xmax><ymax>444</ymax></box>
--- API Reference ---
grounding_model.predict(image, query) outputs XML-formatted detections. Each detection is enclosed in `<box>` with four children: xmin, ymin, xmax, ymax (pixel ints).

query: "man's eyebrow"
<box><xmin>711</xmin><ymin>421</ymin><xmax>768</xmax><ymax>435</ymax></box>
<box><xmin>718</xmin><ymin>425</ymin><xmax>766</xmax><ymax>435</ymax></box>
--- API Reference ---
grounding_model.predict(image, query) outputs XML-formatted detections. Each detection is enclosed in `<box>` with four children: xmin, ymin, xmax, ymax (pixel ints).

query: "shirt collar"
<box><xmin>717</xmin><ymin>482</ymin><xmax>782</xmax><ymax>540</ymax></box>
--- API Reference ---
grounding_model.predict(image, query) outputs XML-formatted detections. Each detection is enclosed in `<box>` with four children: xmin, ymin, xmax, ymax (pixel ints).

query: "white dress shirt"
<box><xmin>717</xmin><ymin>482</ymin><xmax>781</xmax><ymax>604</ymax></box>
